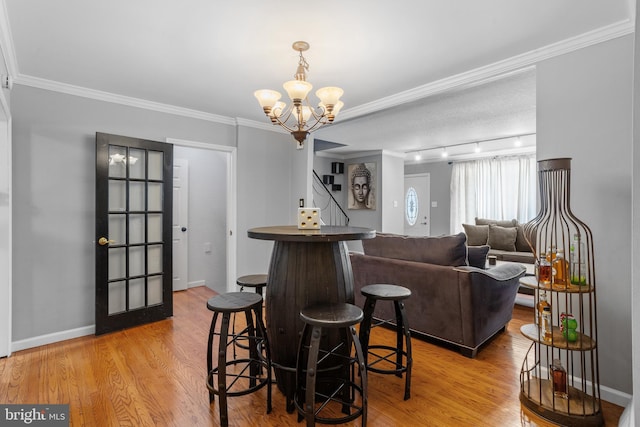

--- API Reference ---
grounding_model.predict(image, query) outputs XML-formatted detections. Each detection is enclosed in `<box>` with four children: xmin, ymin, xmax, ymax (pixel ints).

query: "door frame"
<box><xmin>167</xmin><ymin>138</ymin><xmax>237</xmax><ymax>292</ymax></box>
<box><xmin>0</xmin><ymin>94</ymin><xmax>10</xmax><ymax>357</ymax></box>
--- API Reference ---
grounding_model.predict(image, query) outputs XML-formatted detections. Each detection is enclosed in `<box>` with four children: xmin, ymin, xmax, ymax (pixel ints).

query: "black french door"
<box><xmin>95</xmin><ymin>132</ymin><xmax>173</xmax><ymax>335</ymax></box>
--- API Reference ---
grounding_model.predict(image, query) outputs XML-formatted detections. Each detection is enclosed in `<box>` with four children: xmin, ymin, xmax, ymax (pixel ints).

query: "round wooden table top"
<box><xmin>247</xmin><ymin>225</ymin><xmax>376</xmax><ymax>242</ymax></box>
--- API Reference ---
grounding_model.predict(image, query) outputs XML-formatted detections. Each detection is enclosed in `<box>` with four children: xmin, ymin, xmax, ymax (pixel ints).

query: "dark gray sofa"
<box><xmin>350</xmin><ymin>232</ymin><xmax>526</xmax><ymax>358</ymax></box>
<box><xmin>463</xmin><ymin>218</ymin><xmax>535</xmax><ymax>264</ymax></box>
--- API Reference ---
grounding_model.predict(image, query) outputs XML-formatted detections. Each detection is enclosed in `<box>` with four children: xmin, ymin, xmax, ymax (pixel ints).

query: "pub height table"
<box><xmin>247</xmin><ymin>225</ymin><xmax>376</xmax><ymax>412</ymax></box>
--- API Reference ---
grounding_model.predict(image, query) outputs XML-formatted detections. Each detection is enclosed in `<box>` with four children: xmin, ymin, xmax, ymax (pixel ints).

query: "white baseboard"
<box><xmin>188</xmin><ymin>280</ymin><xmax>205</xmax><ymax>288</ymax></box>
<box><xmin>11</xmin><ymin>325</ymin><xmax>95</xmax><ymax>352</ymax></box>
<box><xmin>601</xmin><ymin>383</ymin><xmax>632</xmax><ymax>408</ymax></box>
<box><xmin>535</xmin><ymin>366</ymin><xmax>631</xmax><ymax>408</ymax></box>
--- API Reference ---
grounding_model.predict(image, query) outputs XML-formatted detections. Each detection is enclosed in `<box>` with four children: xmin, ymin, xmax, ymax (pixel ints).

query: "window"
<box><xmin>405</xmin><ymin>187</ymin><xmax>418</xmax><ymax>225</ymax></box>
<box><xmin>450</xmin><ymin>154</ymin><xmax>536</xmax><ymax>234</ymax></box>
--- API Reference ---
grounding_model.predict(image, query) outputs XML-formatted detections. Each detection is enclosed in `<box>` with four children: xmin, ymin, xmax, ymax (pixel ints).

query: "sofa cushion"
<box><xmin>475</xmin><ymin>217</ymin><xmax>517</xmax><ymax>228</ymax></box>
<box><xmin>462</xmin><ymin>224</ymin><xmax>489</xmax><ymax>246</ymax></box>
<box><xmin>488</xmin><ymin>249</ymin><xmax>535</xmax><ymax>264</ymax></box>
<box><xmin>515</xmin><ymin>224</ymin><xmax>534</xmax><ymax>252</ymax></box>
<box><xmin>362</xmin><ymin>232</ymin><xmax>468</xmax><ymax>266</ymax></box>
<box><xmin>487</xmin><ymin>224</ymin><xmax>517</xmax><ymax>251</ymax></box>
<box><xmin>467</xmin><ymin>245</ymin><xmax>490</xmax><ymax>269</ymax></box>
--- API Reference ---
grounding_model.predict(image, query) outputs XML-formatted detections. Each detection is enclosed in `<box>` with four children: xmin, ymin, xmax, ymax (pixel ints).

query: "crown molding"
<box><xmin>15</xmin><ymin>74</ymin><xmax>237</xmax><ymax>125</ymax></box>
<box><xmin>234</xmin><ymin>117</ymin><xmax>288</xmax><ymax>134</ymax></box>
<box><xmin>338</xmin><ymin>19</ymin><xmax>634</xmax><ymax>122</ymax></box>
<box><xmin>6</xmin><ymin>18</ymin><xmax>634</xmax><ymax>127</ymax></box>
<box><xmin>0</xmin><ymin>0</ymin><xmax>18</xmax><ymax>77</ymax></box>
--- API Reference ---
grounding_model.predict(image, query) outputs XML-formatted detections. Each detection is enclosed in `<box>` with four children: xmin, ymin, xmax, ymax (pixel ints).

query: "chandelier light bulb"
<box><xmin>441</xmin><ymin>148</ymin><xmax>448</xmax><ymax>158</ymax></box>
<box><xmin>283</xmin><ymin>80</ymin><xmax>313</xmax><ymax>103</ymax></box>
<box><xmin>269</xmin><ymin>101</ymin><xmax>286</xmax><ymax>119</ymax></box>
<box><xmin>295</xmin><ymin>106</ymin><xmax>313</xmax><ymax>124</ymax></box>
<box><xmin>254</xmin><ymin>89</ymin><xmax>281</xmax><ymax>112</ymax></box>
<box><xmin>316</xmin><ymin>87</ymin><xmax>344</xmax><ymax>108</ymax></box>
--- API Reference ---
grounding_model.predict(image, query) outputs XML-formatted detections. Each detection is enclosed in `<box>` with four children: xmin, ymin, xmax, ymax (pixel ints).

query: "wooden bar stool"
<box><xmin>236</xmin><ymin>274</ymin><xmax>268</xmax><ymax>297</ymax></box>
<box><xmin>295</xmin><ymin>303</ymin><xmax>367</xmax><ymax>427</ymax></box>
<box><xmin>233</xmin><ymin>274</ymin><xmax>268</xmax><ymax>355</ymax></box>
<box><xmin>359</xmin><ymin>284</ymin><xmax>412</xmax><ymax>400</ymax></box>
<box><xmin>206</xmin><ymin>292</ymin><xmax>272</xmax><ymax>427</ymax></box>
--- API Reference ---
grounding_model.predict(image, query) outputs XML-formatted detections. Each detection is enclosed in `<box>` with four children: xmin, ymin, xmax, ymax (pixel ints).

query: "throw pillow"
<box><xmin>462</xmin><ymin>224</ymin><xmax>489</xmax><ymax>246</ymax></box>
<box><xmin>467</xmin><ymin>245</ymin><xmax>490</xmax><ymax>269</ymax></box>
<box><xmin>487</xmin><ymin>224</ymin><xmax>517</xmax><ymax>251</ymax></box>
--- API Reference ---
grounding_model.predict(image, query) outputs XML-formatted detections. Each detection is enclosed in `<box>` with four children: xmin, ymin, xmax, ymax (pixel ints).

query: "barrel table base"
<box><xmin>265</xmin><ymin>240</ymin><xmax>354</xmax><ymax>413</ymax></box>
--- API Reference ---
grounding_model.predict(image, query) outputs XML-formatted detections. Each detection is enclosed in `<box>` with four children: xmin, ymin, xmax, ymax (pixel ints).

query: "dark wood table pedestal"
<box><xmin>248</xmin><ymin>226</ymin><xmax>375</xmax><ymax>412</ymax></box>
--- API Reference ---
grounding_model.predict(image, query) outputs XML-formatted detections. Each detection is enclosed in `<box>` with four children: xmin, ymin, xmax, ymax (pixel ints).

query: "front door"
<box><xmin>404</xmin><ymin>173</ymin><xmax>431</xmax><ymax>236</ymax></box>
<box><xmin>95</xmin><ymin>133</ymin><xmax>173</xmax><ymax>335</ymax></box>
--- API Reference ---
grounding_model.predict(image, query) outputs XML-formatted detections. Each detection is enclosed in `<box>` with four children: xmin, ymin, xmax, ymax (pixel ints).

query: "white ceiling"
<box><xmin>2</xmin><ymin>1</ymin><xmax>634</xmax><ymax>158</ymax></box>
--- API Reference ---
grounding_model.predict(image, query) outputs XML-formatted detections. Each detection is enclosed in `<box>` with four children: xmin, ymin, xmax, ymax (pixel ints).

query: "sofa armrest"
<box><xmin>454</xmin><ymin>263</ymin><xmax>526</xmax><ymax>351</ymax></box>
<box><xmin>455</xmin><ymin>263</ymin><xmax>526</xmax><ymax>281</ymax></box>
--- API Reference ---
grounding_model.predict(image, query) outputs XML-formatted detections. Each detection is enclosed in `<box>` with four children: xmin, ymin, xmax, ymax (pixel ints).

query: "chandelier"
<box><xmin>254</xmin><ymin>41</ymin><xmax>344</xmax><ymax>148</ymax></box>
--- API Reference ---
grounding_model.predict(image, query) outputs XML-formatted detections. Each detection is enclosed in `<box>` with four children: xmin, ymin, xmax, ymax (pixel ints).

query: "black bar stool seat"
<box><xmin>206</xmin><ymin>292</ymin><xmax>272</xmax><ymax>427</ymax></box>
<box><xmin>233</xmin><ymin>274</ymin><xmax>268</xmax><ymax>353</ymax></box>
<box><xmin>295</xmin><ymin>303</ymin><xmax>367</xmax><ymax>427</ymax></box>
<box><xmin>237</xmin><ymin>274</ymin><xmax>268</xmax><ymax>296</ymax></box>
<box><xmin>359</xmin><ymin>284</ymin><xmax>413</xmax><ymax>400</ymax></box>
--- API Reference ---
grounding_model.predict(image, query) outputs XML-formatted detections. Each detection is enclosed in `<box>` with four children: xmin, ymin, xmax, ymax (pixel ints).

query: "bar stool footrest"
<box><xmin>366</xmin><ymin>344</ymin><xmax>409</xmax><ymax>375</ymax></box>
<box><xmin>294</xmin><ymin>377</ymin><xmax>365</xmax><ymax>425</ymax></box>
<box><xmin>206</xmin><ymin>358</ymin><xmax>271</xmax><ymax>397</ymax></box>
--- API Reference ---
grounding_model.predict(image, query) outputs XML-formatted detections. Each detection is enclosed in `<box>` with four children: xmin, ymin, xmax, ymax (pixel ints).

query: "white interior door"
<box><xmin>404</xmin><ymin>173</ymin><xmax>431</xmax><ymax>236</ymax></box>
<box><xmin>172</xmin><ymin>159</ymin><xmax>189</xmax><ymax>291</ymax></box>
<box><xmin>0</xmin><ymin>107</ymin><xmax>10</xmax><ymax>357</ymax></box>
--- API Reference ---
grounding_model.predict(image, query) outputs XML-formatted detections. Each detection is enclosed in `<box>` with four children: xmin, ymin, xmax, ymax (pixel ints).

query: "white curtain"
<box><xmin>450</xmin><ymin>154</ymin><xmax>537</xmax><ymax>234</ymax></box>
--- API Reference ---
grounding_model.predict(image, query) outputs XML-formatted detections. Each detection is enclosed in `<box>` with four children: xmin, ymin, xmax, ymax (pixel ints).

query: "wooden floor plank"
<box><xmin>0</xmin><ymin>287</ymin><xmax>623</xmax><ymax>426</ymax></box>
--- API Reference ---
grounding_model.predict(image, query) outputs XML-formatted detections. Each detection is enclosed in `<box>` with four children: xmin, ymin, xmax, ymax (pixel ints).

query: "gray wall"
<box><xmin>405</xmin><ymin>160</ymin><xmax>452</xmax><ymax>236</ymax></box>
<box><xmin>536</xmin><ymin>35</ymin><xmax>633</xmax><ymax>395</ymax></box>
<box><xmin>10</xmin><ymin>85</ymin><xmax>298</xmax><ymax>343</ymax></box>
<box><xmin>236</xmin><ymin>125</ymin><xmax>296</xmax><ymax>278</ymax></box>
<box><xmin>380</xmin><ymin>154</ymin><xmax>405</xmax><ymax>234</ymax></box>
<box><xmin>173</xmin><ymin>146</ymin><xmax>228</xmax><ymax>293</ymax></box>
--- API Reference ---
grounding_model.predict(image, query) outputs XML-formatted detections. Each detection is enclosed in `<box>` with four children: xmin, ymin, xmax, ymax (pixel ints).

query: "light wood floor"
<box><xmin>0</xmin><ymin>286</ymin><xmax>623</xmax><ymax>426</ymax></box>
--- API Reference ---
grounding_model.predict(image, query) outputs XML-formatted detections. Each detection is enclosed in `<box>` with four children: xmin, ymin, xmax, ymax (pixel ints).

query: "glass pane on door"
<box><xmin>108</xmin><ymin>248</ymin><xmax>126</xmax><ymax>281</ymax></box>
<box><xmin>129</xmin><ymin>149</ymin><xmax>146</xmax><ymax>180</ymax></box>
<box><xmin>148</xmin><ymin>276</ymin><xmax>163</xmax><ymax>306</ymax></box>
<box><xmin>148</xmin><ymin>151</ymin><xmax>164</xmax><ymax>180</ymax></box>
<box><xmin>108</xmin><ymin>146</ymin><xmax>127</xmax><ymax>178</ymax></box>
<box><xmin>108</xmin><ymin>281</ymin><xmax>126</xmax><ymax>315</ymax></box>
<box><xmin>129</xmin><ymin>214</ymin><xmax>145</xmax><ymax>244</ymax></box>
<box><xmin>129</xmin><ymin>182</ymin><xmax>146</xmax><ymax>211</ymax></box>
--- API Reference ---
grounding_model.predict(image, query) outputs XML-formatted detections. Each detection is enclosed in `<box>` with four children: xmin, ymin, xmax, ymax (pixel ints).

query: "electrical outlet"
<box><xmin>299</xmin><ymin>198</ymin><xmax>304</xmax><ymax>207</ymax></box>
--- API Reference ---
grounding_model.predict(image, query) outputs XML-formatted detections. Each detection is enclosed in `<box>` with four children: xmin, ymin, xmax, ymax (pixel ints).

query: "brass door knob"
<box><xmin>98</xmin><ymin>237</ymin><xmax>115</xmax><ymax>246</ymax></box>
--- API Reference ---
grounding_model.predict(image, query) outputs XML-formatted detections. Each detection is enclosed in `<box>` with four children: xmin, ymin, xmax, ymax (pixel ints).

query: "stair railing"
<box><xmin>312</xmin><ymin>170</ymin><xmax>349</xmax><ymax>226</ymax></box>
